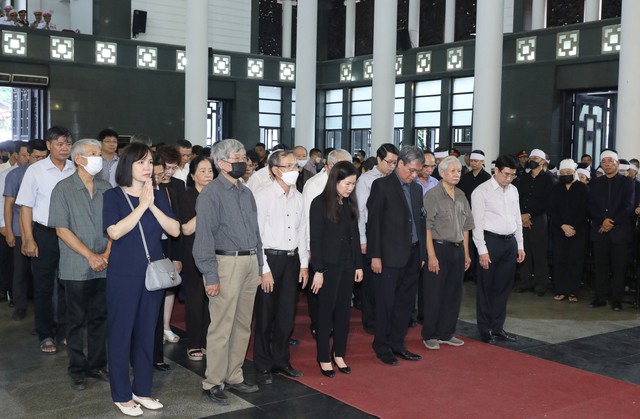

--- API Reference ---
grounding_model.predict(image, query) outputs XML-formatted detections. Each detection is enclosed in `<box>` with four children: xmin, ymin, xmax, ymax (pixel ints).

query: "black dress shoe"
<box><xmin>589</xmin><ymin>299</ymin><xmax>606</xmax><ymax>308</ymax></box>
<box><xmin>491</xmin><ymin>330</ymin><xmax>517</xmax><ymax>342</ymax></box>
<box><xmin>378</xmin><ymin>352</ymin><xmax>399</xmax><ymax>366</ymax></box>
<box><xmin>154</xmin><ymin>363</ymin><xmax>171</xmax><ymax>372</ymax></box>
<box><xmin>257</xmin><ymin>370</ymin><xmax>273</xmax><ymax>385</ymax></box>
<box><xmin>480</xmin><ymin>333</ymin><xmax>497</xmax><ymax>344</ymax></box>
<box><xmin>332</xmin><ymin>355</ymin><xmax>351</xmax><ymax>374</ymax></box>
<box><xmin>70</xmin><ymin>377</ymin><xmax>86</xmax><ymax>391</ymax></box>
<box><xmin>392</xmin><ymin>350</ymin><xmax>422</xmax><ymax>361</ymax></box>
<box><xmin>226</xmin><ymin>381</ymin><xmax>259</xmax><ymax>393</ymax></box>
<box><xmin>318</xmin><ymin>363</ymin><xmax>335</xmax><ymax>378</ymax></box>
<box><xmin>288</xmin><ymin>338</ymin><xmax>299</xmax><ymax>346</ymax></box>
<box><xmin>273</xmin><ymin>365</ymin><xmax>303</xmax><ymax>378</ymax></box>
<box><xmin>87</xmin><ymin>369</ymin><xmax>110</xmax><ymax>382</ymax></box>
<box><xmin>612</xmin><ymin>301</ymin><xmax>622</xmax><ymax>311</ymax></box>
<box><xmin>204</xmin><ymin>385</ymin><xmax>229</xmax><ymax>405</ymax></box>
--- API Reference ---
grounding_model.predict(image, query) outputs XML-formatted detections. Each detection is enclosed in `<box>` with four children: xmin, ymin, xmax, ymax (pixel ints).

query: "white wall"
<box><xmin>131</xmin><ymin>0</ymin><xmax>251</xmax><ymax>53</ymax></box>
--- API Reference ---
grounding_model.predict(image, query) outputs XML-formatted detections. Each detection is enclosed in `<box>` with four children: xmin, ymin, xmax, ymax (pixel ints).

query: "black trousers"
<box><xmin>63</xmin><ymin>278</ymin><xmax>108</xmax><ymax>379</ymax></box>
<box><xmin>32</xmin><ymin>223</ymin><xmax>65</xmax><ymax>342</ymax></box>
<box><xmin>519</xmin><ymin>214</ymin><xmax>549</xmax><ymax>292</ymax></box>
<box><xmin>553</xmin><ymin>232</ymin><xmax>587</xmax><ymax>296</ymax></box>
<box><xmin>12</xmin><ymin>236</ymin><xmax>32</xmax><ymax>311</ymax></box>
<box><xmin>421</xmin><ymin>244</ymin><xmax>464</xmax><ymax>341</ymax></box>
<box><xmin>253</xmin><ymin>253</ymin><xmax>300</xmax><ymax>371</ymax></box>
<box><xmin>306</xmin><ymin>266</ymin><xmax>319</xmax><ymax>334</ymax></box>
<box><xmin>316</xmin><ymin>258</ymin><xmax>355</xmax><ymax>363</ymax></box>
<box><xmin>593</xmin><ymin>237</ymin><xmax>629</xmax><ymax>303</ymax></box>
<box><xmin>476</xmin><ymin>234</ymin><xmax>517</xmax><ymax>335</ymax></box>
<box><xmin>153</xmin><ymin>291</ymin><xmax>166</xmax><ymax>364</ymax></box>
<box><xmin>372</xmin><ymin>246</ymin><xmax>420</xmax><ymax>356</ymax></box>
<box><xmin>0</xmin><ymin>235</ymin><xmax>14</xmax><ymax>296</ymax></box>
<box><xmin>360</xmin><ymin>256</ymin><xmax>376</xmax><ymax>331</ymax></box>
<box><xmin>182</xmin><ymin>256</ymin><xmax>209</xmax><ymax>351</ymax></box>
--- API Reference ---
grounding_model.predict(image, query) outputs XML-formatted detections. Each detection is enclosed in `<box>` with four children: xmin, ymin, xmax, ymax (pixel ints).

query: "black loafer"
<box><xmin>481</xmin><ymin>333</ymin><xmax>497</xmax><ymax>344</ymax></box>
<box><xmin>273</xmin><ymin>365</ymin><xmax>303</xmax><ymax>378</ymax></box>
<box><xmin>226</xmin><ymin>381</ymin><xmax>259</xmax><ymax>393</ymax></box>
<box><xmin>70</xmin><ymin>377</ymin><xmax>86</xmax><ymax>391</ymax></box>
<box><xmin>392</xmin><ymin>350</ymin><xmax>422</xmax><ymax>361</ymax></box>
<box><xmin>257</xmin><ymin>370</ymin><xmax>273</xmax><ymax>385</ymax></box>
<box><xmin>378</xmin><ymin>352</ymin><xmax>399</xmax><ymax>366</ymax></box>
<box><xmin>154</xmin><ymin>363</ymin><xmax>171</xmax><ymax>372</ymax></box>
<box><xmin>204</xmin><ymin>385</ymin><xmax>229</xmax><ymax>405</ymax></box>
<box><xmin>87</xmin><ymin>369</ymin><xmax>110</xmax><ymax>382</ymax></box>
<box><xmin>491</xmin><ymin>330</ymin><xmax>517</xmax><ymax>342</ymax></box>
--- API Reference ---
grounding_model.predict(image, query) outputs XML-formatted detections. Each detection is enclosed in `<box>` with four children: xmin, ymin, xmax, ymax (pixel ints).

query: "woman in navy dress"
<box><xmin>103</xmin><ymin>143</ymin><xmax>180</xmax><ymax>416</ymax></box>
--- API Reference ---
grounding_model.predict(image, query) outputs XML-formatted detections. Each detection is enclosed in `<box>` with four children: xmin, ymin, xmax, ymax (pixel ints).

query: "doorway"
<box><xmin>569</xmin><ymin>92</ymin><xmax>616</xmax><ymax>162</ymax></box>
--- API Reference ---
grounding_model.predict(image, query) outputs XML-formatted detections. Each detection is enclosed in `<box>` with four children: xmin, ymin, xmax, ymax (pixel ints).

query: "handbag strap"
<box><xmin>121</xmin><ymin>187</ymin><xmax>151</xmax><ymax>263</ymax></box>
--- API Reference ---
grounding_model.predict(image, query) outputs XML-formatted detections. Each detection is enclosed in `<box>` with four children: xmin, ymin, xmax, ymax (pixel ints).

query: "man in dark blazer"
<box><xmin>588</xmin><ymin>149</ymin><xmax>635</xmax><ymax>311</ymax></box>
<box><xmin>366</xmin><ymin>145</ymin><xmax>426</xmax><ymax>366</ymax></box>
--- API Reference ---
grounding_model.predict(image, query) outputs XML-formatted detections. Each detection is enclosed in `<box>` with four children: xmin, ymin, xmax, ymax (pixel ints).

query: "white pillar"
<box><xmin>531</xmin><ymin>0</ymin><xmax>546</xmax><ymax>30</ymax></box>
<box><xmin>615</xmin><ymin>1</ymin><xmax>640</xmax><ymax>159</ymax></box>
<box><xmin>70</xmin><ymin>0</ymin><xmax>92</xmax><ymax>34</ymax></box>
<box><xmin>371</xmin><ymin>0</ymin><xmax>397</xmax><ymax>151</ymax></box>
<box><xmin>345</xmin><ymin>0</ymin><xmax>357</xmax><ymax>58</ymax></box>
<box><xmin>583</xmin><ymin>0</ymin><xmax>601</xmax><ymax>22</ymax></box>
<box><xmin>408</xmin><ymin>0</ymin><xmax>420</xmax><ymax>48</ymax></box>
<box><xmin>280</xmin><ymin>0</ymin><xmax>294</xmax><ymax>58</ymax></box>
<box><xmin>295</xmin><ymin>0</ymin><xmax>317</xmax><ymax>150</ymax></box>
<box><xmin>471</xmin><ymin>0</ymin><xmax>504</xmax><ymax>162</ymax></box>
<box><xmin>444</xmin><ymin>0</ymin><xmax>456</xmax><ymax>43</ymax></box>
<box><xmin>185</xmin><ymin>0</ymin><xmax>208</xmax><ymax>146</ymax></box>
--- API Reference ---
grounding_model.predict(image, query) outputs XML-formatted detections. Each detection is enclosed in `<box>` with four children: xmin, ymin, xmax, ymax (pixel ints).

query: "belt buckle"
<box><xmin>287</xmin><ymin>250</ymin><xmax>295</xmax><ymax>257</ymax></box>
<box><xmin>250</xmin><ymin>249</ymin><xmax>256</xmax><ymax>255</ymax></box>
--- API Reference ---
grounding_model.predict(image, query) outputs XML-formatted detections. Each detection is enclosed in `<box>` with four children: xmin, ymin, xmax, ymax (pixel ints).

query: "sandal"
<box><xmin>40</xmin><ymin>338</ymin><xmax>57</xmax><ymax>354</ymax></box>
<box><xmin>163</xmin><ymin>329</ymin><xmax>180</xmax><ymax>343</ymax></box>
<box><xmin>553</xmin><ymin>294</ymin><xmax>566</xmax><ymax>301</ymax></box>
<box><xmin>187</xmin><ymin>349</ymin><xmax>204</xmax><ymax>361</ymax></box>
<box><xmin>568</xmin><ymin>295</ymin><xmax>578</xmax><ymax>303</ymax></box>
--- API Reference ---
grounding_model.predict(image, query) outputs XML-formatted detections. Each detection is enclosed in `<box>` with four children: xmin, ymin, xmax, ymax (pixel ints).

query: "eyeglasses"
<box><xmin>383</xmin><ymin>158</ymin><xmax>398</xmax><ymax>166</ymax></box>
<box><xmin>406</xmin><ymin>168</ymin><xmax>421</xmax><ymax>175</ymax></box>
<box><xmin>500</xmin><ymin>170</ymin><xmax>517</xmax><ymax>179</ymax></box>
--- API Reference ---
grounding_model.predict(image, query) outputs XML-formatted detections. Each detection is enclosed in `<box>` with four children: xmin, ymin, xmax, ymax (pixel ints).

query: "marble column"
<box><xmin>615</xmin><ymin>1</ymin><xmax>640</xmax><ymax>159</ymax></box>
<box><xmin>295</xmin><ymin>0</ymin><xmax>318</xmax><ymax>150</ymax></box>
<box><xmin>444</xmin><ymin>0</ymin><xmax>456</xmax><ymax>43</ymax></box>
<box><xmin>471</xmin><ymin>0</ymin><xmax>504</xmax><ymax>162</ymax></box>
<box><xmin>280</xmin><ymin>0</ymin><xmax>294</xmax><ymax>58</ymax></box>
<box><xmin>344</xmin><ymin>0</ymin><xmax>358</xmax><ymax>58</ymax></box>
<box><xmin>583</xmin><ymin>0</ymin><xmax>601</xmax><ymax>22</ymax></box>
<box><xmin>408</xmin><ymin>0</ymin><xmax>420</xmax><ymax>48</ymax></box>
<box><xmin>185</xmin><ymin>0</ymin><xmax>208</xmax><ymax>146</ymax></box>
<box><xmin>531</xmin><ymin>0</ymin><xmax>546</xmax><ymax>30</ymax></box>
<box><xmin>371</xmin><ymin>0</ymin><xmax>398</xmax><ymax>152</ymax></box>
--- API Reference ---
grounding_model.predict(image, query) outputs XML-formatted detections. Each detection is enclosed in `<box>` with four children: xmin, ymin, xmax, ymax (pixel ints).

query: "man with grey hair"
<box><xmin>367</xmin><ymin>145</ymin><xmax>426</xmax><ymax>365</ymax></box>
<box><xmin>194</xmin><ymin>139</ymin><xmax>263</xmax><ymax>405</ymax></box>
<box><xmin>302</xmin><ymin>148</ymin><xmax>352</xmax><ymax>337</ymax></box>
<box><xmin>48</xmin><ymin>139</ymin><xmax>111</xmax><ymax>390</ymax></box>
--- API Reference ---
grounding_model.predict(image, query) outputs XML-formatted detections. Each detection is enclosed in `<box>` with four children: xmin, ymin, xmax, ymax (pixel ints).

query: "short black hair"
<box><xmin>46</xmin><ymin>126</ymin><xmax>71</xmax><ymax>142</ymax></box>
<box><xmin>494</xmin><ymin>154</ymin><xmax>518</xmax><ymax>171</ymax></box>
<box><xmin>176</xmin><ymin>139</ymin><xmax>192</xmax><ymax>149</ymax></box>
<box><xmin>27</xmin><ymin>139</ymin><xmax>47</xmax><ymax>153</ymax></box>
<box><xmin>470</xmin><ymin>149</ymin><xmax>485</xmax><ymax>156</ymax></box>
<box><xmin>192</xmin><ymin>145</ymin><xmax>204</xmax><ymax>156</ymax></box>
<box><xmin>255</xmin><ymin>142</ymin><xmax>266</xmax><ymax>149</ymax></box>
<box><xmin>115</xmin><ymin>143</ymin><xmax>151</xmax><ymax>187</ymax></box>
<box><xmin>246</xmin><ymin>149</ymin><xmax>260</xmax><ymax>163</ymax></box>
<box><xmin>376</xmin><ymin>143</ymin><xmax>399</xmax><ymax>160</ymax></box>
<box><xmin>424</xmin><ymin>150</ymin><xmax>435</xmax><ymax>158</ymax></box>
<box><xmin>581</xmin><ymin>153</ymin><xmax>592</xmax><ymax>160</ymax></box>
<box><xmin>98</xmin><ymin>128</ymin><xmax>119</xmax><ymax>141</ymax></box>
<box><xmin>156</xmin><ymin>145</ymin><xmax>180</xmax><ymax>165</ymax></box>
<box><xmin>309</xmin><ymin>148</ymin><xmax>322</xmax><ymax>156</ymax></box>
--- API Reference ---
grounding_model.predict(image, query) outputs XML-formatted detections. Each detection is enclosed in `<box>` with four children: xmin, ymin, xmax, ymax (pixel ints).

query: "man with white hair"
<box><xmin>515</xmin><ymin>148</ymin><xmax>554</xmax><ymax>296</ymax></box>
<box><xmin>588</xmin><ymin>149</ymin><xmax>635</xmax><ymax>311</ymax></box>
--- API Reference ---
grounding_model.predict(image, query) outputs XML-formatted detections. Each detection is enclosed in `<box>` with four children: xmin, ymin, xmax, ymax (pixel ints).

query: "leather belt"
<box><xmin>433</xmin><ymin>239</ymin><xmax>463</xmax><ymax>247</ymax></box>
<box><xmin>484</xmin><ymin>230</ymin><xmax>515</xmax><ymax>240</ymax></box>
<box><xmin>264</xmin><ymin>248</ymin><xmax>298</xmax><ymax>257</ymax></box>
<box><xmin>215</xmin><ymin>249</ymin><xmax>256</xmax><ymax>256</ymax></box>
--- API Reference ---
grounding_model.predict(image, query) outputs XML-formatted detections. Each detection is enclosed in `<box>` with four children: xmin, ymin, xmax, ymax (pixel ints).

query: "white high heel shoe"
<box><xmin>114</xmin><ymin>402</ymin><xmax>143</xmax><ymax>417</ymax></box>
<box><xmin>132</xmin><ymin>393</ymin><xmax>164</xmax><ymax>410</ymax></box>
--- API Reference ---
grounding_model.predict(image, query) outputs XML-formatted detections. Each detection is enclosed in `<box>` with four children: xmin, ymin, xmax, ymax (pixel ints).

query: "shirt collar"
<box><xmin>489</xmin><ymin>176</ymin><xmax>502</xmax><ymax>190</ymax></box>
<box><xmin>219</xmin><ymin>174</ymin><xmax>245</xmax><ymax>191</ymax></box>
<box><xmin>394</xmin><ymin>170</ymin><xmax>410</xmax><ymax>187</ymax></box>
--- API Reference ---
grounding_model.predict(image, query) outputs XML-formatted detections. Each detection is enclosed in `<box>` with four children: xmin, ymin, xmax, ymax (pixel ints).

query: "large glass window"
<box><xmin>394</xmin><ymin>83</ymin><xmax>404</xmax><ymax>147</ymax></box>
<box><xmin>325</xmin><ymin>89</ymin><xmax>343</xmax><ymax>149</ymax></box>
<box><xmin>259</xmin><ymin>85</ymin><xmax>282</xmax><ymax>149</ymax></box>
<box><xmin>206</xmin><ymin>100</ymin><xmax>224</xmax><ymax>146</ymax></box>
<box><xmin>451</xmin><ymin>77</ymin><xmax>474</xmax><ymax>144</ymax></box>
<box><xmin>350</xmin><ymin>86</ymin><xmax>372</xmax><ymax>155</ymax></box>
<box><xmin>414</xmin><ymin>80</ymin><xmax>441</xmax><ymax>151</ymax></box>
<box><xmin>0</xmin><ymin>86</ymin><xmax>45</xmax><ymax>143</ymax></box>
<box><xmin>291</xmin><ymin>88</ymin><xmax>296</xmax><ymax>142</ymax></box>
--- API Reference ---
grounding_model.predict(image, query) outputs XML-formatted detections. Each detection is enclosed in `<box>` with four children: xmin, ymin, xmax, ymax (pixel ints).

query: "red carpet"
<box><xmin>173</xmin><ymin>297</ymin><xmax>640</xmax><ymax>418</ymax></box>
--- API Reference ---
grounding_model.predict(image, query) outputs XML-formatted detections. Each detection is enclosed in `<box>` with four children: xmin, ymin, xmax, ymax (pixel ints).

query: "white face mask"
<box><xmin>314</xmin><ymin>156</ymin><xmax>322</xmax><ymax>164</ymax></box>
<box><xmin>281</xmin><ymin>170</ymin><xmax>299</xmax><ymax>186</ymax></box>
<box><xmin>81</xmin><ymin>155</ymin><xmax>103</xmax><ymax>175</ymax></box>
<box><xmin>297</xmin><ymin>159</ymin><xmax>309</xmax><ymax>168</ymax></box>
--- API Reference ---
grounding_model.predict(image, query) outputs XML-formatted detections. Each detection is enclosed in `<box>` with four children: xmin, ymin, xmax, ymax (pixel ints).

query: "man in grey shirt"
<box><xmin>194</xmin><ymin>139</ymin><xmax>263</xmax><ymax>405</ymax></box>
<box><xmin>48</xmin><ymin>139</ymin><xmax>111</xmax><ymax>391</ymax></box>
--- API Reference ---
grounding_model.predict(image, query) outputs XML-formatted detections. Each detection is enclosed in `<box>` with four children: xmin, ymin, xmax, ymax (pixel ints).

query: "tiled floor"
<box><xmin>1</xmin><ymin>281</ymin><xmax>639</xmax><ymax>418</ymax></box>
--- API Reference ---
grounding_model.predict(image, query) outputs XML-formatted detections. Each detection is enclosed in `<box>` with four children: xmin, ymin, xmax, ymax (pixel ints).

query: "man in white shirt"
<box><xmin>355</xmin><ymin>143</ymin><xmax>399</xmax><ymax>334</ymax></box>
<box><xmin>0</xmin><ymin>142</ymin><xmax>20</xmax><ymax>173</ymax></box>
<box><xmin>97</xmin><ymin>128</ymin><xmax>119</xmax><ymax>186</ymax></box>
<box><xmin>173</xmin><ymin>139</ymin><xmax>192</xmax><ymax>183</ymax></box>
<box><xmin>471</xmin><ymin>154</ymin><xmax>525</xmax><ymax>345</ymax></box>
<box><xmin>301</xmin><ymin>148</ymin><xmax>351</xmax><ymax>337</ymax></box>
<box><xmin>16</xmin><ymin>126</ymin><xmax>76</xmax><ymax>353</ymax></box>
<box><xmin>252</xmin><ymin>150</ymin><xmax>309</xmax><ymax>384</ymax></box>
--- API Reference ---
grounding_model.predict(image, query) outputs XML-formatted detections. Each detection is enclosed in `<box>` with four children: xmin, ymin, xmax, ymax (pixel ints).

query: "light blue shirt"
<box><xmin>356</xmin><ymin>166</ymin><xmax>383</xmax><ymax>244</ymax></box>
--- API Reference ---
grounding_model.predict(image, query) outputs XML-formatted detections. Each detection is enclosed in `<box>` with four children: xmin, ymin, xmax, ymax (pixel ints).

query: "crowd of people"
<box><xmin>0</xmin><ymin>127</ymin><xmax>638</xmax><ymax>416</ymax></box>
<box><xmin>0</xmin><ymin>6</ymin><xmax>58</xmax><ymax>30</ymax></box>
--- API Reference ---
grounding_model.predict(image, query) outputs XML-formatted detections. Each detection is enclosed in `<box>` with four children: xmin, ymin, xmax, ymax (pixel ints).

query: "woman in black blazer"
<box><xmin>309</xmin><ymin>161</ymin><xmax>363</xmax><ymax>377</ymax></box>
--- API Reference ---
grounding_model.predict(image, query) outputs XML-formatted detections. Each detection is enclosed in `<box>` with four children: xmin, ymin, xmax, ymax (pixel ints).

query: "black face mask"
<box><xmin>0</xmin><ymin>155</ymin><xmax>8</xmax><ymax>163</ymax></box>
<box><xmin>316</xmin><ymin>162</ymin><xmax>324</xmax><ymax>172</ymax></box>
<box><xmin>527</xmin><ymin>160</ymin><xmax>540</xmax><ymax>170</ymax></box>
<box><xmin>227</xmin><ymin>161</ymin><xmax>247</xmax><ymax>179</ymax></box>
<box><xmin>560</xmin><ymin>175</ymin><xmax>574</xmax><ymax>184</ymax></box>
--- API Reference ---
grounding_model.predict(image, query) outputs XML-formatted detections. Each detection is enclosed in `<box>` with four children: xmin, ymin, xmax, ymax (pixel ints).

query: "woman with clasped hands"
<box><xmin>309</xmin><ymin>161</ymin><xmax>363</xmax><ymax>378</ymax></box>
<box><xmin>102</xmin><ymin>143</ymin><xmax>180</xmax><ymax>417</ymax></box>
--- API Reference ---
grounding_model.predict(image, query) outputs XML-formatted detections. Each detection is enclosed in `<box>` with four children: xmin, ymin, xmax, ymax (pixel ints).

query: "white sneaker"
<box><xmin>423</xmin><ymin>339</ymin><xmax>440</xmax><ymax>350</ymax></box>
<box><xmin>163</xmin><ymin>329</ymin><xmax>180</xmax><ymax>343</ymax></box>
<box><xmin>114</xmin><ymin>402</ymin><xmax>143</xmax><ymax>417</ymax></box>
<box><xmin>132</xmin><ymin>394</ymin><xmax>163</xmax><ymax>410</ymax></box>
<box><xmin>438</xmin><ymin>337</ymin><xmax>465</xmax><ymax>347</ymax></box>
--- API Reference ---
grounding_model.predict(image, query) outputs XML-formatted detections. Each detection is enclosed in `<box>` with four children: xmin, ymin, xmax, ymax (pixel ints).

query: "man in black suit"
<box><xmin>588</xmin><ymin>149</ymin><xmax>635</xmax><ymax>311</ymax></box>
<box><xmin>366</xmin><ymin>146</ymin><xmax>426</xmax><ymax>366</ymax></box>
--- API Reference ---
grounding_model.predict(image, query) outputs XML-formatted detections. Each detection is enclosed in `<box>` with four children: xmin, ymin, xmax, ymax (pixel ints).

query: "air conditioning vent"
<box><xmin>0</xmin><ymin>73</ymin><xmax>11</xmax><ymax>82</ymax></box>
<box><xmin>11</xmin><ymin>74</ymin><xmax>49</xmax><ymax>86</ymax></box>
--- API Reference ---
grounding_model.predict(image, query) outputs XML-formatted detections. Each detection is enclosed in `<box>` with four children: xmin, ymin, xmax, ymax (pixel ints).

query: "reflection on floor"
<box><xmin>1</xmin><ymin>282</ymin><xmax>639</xmax><ymax>418</ymax></box>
